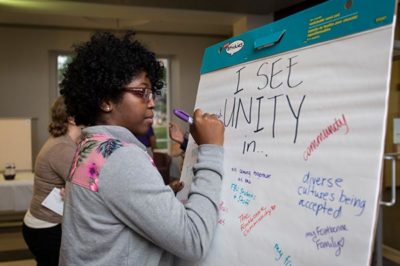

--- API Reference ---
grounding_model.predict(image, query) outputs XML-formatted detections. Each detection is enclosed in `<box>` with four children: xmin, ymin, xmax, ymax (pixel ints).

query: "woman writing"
<box><xmin>59</xmin><ymin>31</ymin><xmax>225</xmax><ymax>265</ymax></box>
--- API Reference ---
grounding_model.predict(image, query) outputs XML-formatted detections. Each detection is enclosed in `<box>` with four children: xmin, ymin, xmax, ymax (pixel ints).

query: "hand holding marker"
<box><xmin>173</xmin><ymin>108</ymin><xmax>224</xmax><ymax>146</ymax></box>
<box><xmin>173</xmin><ymin>109</ymin><xmax>193</xmax><ymax>124</ymax></box>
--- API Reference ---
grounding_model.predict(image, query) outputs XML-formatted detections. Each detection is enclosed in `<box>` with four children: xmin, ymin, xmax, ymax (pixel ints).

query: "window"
<box><xmin>56</xmin><ymin>55</ymin><xmax>170</xmax><ymax>151</ymax></box>
<box><xmin>57</xmin><ymin>54</ymin><xmax>72</xmax><ymax>95</ymax></box>
<box><xmin>153</xmin><ymin>58</ymin><xmax>170</xmax><ymax>151</ymax></box>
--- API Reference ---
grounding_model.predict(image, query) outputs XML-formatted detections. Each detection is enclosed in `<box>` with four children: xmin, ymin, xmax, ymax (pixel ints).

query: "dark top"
<box><xmin>136</xmin><ymin>126</ymin><xmax>155</xmax><ymax>148</ymax></box>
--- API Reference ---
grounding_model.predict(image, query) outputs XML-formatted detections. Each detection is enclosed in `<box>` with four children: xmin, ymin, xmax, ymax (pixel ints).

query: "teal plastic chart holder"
<box><xmin>200</xmin><ymin>0</ymin><xmax>395</xmax><ymax>74</ymax></box>
<box><xmin>177</xmin><ymin>0</ymin><xmax>397</xmax><ymax>265</ymax></box>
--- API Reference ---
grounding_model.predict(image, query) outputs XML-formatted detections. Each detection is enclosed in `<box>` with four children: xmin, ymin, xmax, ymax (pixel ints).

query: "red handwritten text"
<box><xmin>304</xmin><ymin>114</ymin><xmax>349</xmax><ymax>161</ymax></box>
<box><xmin>217</xmin><ymin>201</ymin><xmax>228</xmax><ymax>226</ymax></box>
<box><xmin>239</xmin><ymin>204</ymin><xmax>276</xmax><ymax>236</ymax></box>
<box><xmin>219</xmin><ymin>201</ymin><xmax>228</xmax><ymax>212</ymax></box>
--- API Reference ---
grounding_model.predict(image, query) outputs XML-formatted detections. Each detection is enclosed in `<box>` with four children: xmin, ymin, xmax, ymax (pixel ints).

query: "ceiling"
<box><xmin>65</xmin><ymin>0</ymin><xmax>311</xmax><ymax>16</ymax></box>
<box><xmin>0</xmin><ymin>0</ymin><xmax>319</xmax><ymax>36</ymax></box>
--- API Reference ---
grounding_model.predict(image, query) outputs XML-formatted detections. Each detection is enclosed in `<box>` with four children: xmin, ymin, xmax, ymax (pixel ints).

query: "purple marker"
<box><xmin>173</xmin><ymin>109</ymin><xmax>193</xmax><ymax>124</ymax></box>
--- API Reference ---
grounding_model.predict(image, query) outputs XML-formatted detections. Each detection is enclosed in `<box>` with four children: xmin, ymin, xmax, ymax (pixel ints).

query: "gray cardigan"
<box><xmin>59</xmin><ymin>125</ymin><xmax>224</xmax><ymax>266</ymax></box>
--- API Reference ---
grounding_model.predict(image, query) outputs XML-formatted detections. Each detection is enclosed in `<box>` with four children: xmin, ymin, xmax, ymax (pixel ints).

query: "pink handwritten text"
<box><xmin>304</xmin><ymin>114</ymin><xmax>349</xmax><ymax>161</ymax></box>
<box><xmin>239</xmin><ymin>204</ymin><xmax>276</xmax><ymax>236</ymax></box>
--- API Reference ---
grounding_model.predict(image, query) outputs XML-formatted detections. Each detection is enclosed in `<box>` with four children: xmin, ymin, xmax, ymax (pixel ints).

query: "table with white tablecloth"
<box><xmin>0</xmin><ymin>172</ymin><xmax>33</xmax><ymax>212</ymax></box>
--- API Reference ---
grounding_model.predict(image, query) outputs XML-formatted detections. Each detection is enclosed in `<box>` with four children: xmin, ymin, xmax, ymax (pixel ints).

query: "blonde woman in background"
<box><xmin>22</xmin><ymin>96</ymin><xmax>81</xmax><ymax>266</ymax></box>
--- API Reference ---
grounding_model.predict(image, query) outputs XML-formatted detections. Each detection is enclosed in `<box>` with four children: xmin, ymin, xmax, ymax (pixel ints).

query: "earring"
<box><xmin>105</xmin><ymin>106</ymin><xmax>111</xmax><ymax>111</ymax></box>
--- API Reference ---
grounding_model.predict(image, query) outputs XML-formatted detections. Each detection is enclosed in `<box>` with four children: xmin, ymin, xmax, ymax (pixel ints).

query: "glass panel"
<box><xmin>154</xmin><ymin>58</ymin><xmax>169</xmax><ymax>151</ymax></box>
<box><xmin>57</xmin><ymin>54</ymin><xmax>73</xmax><ymax>96</ymax></box>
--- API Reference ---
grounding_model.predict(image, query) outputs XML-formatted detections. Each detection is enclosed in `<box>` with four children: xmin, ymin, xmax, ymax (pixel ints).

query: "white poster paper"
<box><xmin>178</xmin><ymin>26</ymin><xmax>393</xmax><ymax>266</ymax></box>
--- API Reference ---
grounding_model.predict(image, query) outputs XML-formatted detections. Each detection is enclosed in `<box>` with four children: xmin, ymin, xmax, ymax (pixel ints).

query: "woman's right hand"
<box><xmin>190</xmin><ymin>108</ymin><xmax>224</xmax><ymax>146</ymax></box>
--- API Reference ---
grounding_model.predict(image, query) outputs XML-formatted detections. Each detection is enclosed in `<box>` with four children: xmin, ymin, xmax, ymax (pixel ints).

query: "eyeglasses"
<box><xmin>122</xmin><ymin>87</ymin><xmax>156</xmax><ymax>102</ymax></box>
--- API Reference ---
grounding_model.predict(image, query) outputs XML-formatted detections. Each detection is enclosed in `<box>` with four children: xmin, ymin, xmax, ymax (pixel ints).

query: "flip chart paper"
<box><xmin>177</xmin><ymin>15</ymin><xmax>395</xmax><ymax>266</ymax></box>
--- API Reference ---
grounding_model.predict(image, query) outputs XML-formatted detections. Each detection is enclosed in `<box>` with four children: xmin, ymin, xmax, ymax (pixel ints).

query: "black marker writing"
<box><xmin>234</xmin><ymin>66</ymin><xmax>246</xmax><ymax>95</ymax></box>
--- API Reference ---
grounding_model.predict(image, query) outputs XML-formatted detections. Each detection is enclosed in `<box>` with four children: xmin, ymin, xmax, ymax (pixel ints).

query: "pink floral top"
<box><xmin>68</xmin><ymin>133</ymin><xmax>154</xmax><ymax>192</ymax></box>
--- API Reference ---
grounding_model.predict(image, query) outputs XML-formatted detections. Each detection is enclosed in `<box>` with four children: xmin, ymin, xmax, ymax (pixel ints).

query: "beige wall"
<box><xmin>0</xmin><ymin>26</ymin><xmax>224</xmax><ymax>161</ymax></box>
<box><xmin>0</xmin><ymin>118</ymin><xmax>32</xmax><ymax>171</ymax></box>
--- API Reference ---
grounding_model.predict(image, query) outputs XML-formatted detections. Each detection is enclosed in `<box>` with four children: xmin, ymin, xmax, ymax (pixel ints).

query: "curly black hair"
<box><xmin>60</xmin><ymin>31</ymin><xmax>164</xmax><ymax>126</ymax></box>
